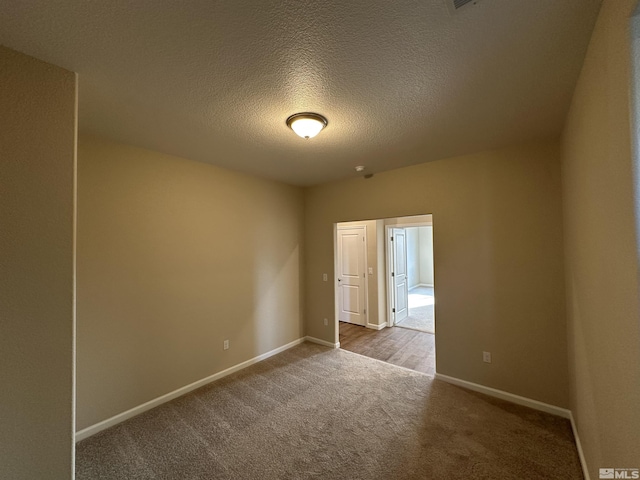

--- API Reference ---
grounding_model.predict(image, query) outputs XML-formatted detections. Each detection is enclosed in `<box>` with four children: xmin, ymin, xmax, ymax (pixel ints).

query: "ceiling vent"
<box><xmin>446</xmin><ymin>0</ymin><xmax>482</xmax><ymax>14</ymax></box>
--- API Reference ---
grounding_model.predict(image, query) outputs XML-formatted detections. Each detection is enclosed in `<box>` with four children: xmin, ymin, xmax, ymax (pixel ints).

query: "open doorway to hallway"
<box><xmin>394</xmin><ymin>226</ymin><xmax>434</xmax><ymax>334</ymax></box>
<box><xmin>334</xmin><ymin>214</ymin><xmax>436</xmax><ymax>375</ymax></box>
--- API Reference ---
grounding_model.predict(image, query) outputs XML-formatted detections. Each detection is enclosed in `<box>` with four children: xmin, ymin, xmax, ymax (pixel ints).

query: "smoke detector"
<box><xmin>445</xmin><ymin>0</ymin><xmax>483</xmax><ymax>14</ymax></box>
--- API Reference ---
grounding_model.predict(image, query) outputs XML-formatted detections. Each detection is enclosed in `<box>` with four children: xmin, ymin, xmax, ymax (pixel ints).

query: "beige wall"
<box><xmin>76</xmin><ymin>135</ymin><xmax>304</xmax><ymax>430</ymax></box>
<box><xmin>305</xmin><ymin>141</ymin><xmax>569</xmax><ymax>407</ymax></box>
<box><xmin>406</xmin><ymin>227</ymin><xmax>421</xmax><ymax>289</ymax></box>
<box><xmin>0</xmin><ymin>47</ymin><xmax>76</xmax><ymax>479</ymax></box>
<box><xmin>561</xmin><ymin>0</ymin><xmax>640</xmax><ymax>474</ymax></box>
<box><xmin>419</xmin><ymin>227</ymin><xmax>434</xmax><ymax>286</ymax></box>
<box><xmin>406</xmin><ymin>226</ymin><xmax>434</xmax><ymax>288</ymax></box>
<box><xmin>384</xmin><ymin>215</ymin><xmax>432</xmax><ymax>226</ymax></box>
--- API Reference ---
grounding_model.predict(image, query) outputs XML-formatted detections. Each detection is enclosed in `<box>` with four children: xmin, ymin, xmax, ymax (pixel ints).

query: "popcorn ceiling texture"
<box><xmin>0</xmin><ymin>0</ymin><xmax>601</xmax><ymax>185</ymax></box>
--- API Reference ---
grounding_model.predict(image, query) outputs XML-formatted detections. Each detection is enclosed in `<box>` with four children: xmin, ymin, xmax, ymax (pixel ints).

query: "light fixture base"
<box><xmin>286</xmin><ymin>112</ymin><xmax>328</xmax><ymax>139</ymax></box>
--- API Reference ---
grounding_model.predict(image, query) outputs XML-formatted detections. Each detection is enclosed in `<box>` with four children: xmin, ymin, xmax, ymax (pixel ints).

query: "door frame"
<box><xmin>334</xmin><ymin>224</ymin><xmax>369</xmax><ymax>341</ymax></box>
<box><xmin>385</xmin><ymin>226</ymin><xmax>397</xmax><ymax>327</ymax></box>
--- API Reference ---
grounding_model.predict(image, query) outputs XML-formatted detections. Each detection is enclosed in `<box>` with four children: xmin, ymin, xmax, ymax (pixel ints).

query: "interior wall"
<box><xmin>304</xmin><ymin>141</ymin><xmax>569</xmax><ymax>407</ymax></box>
<box><xmin>561</xmin><ymin>0</ymin><xmax>640</xmax><ymax>474</ymax></box>
<box><xmin>419</xmin><ymin>227</ymin><xmax>434</xmax><ymax>286</ymax></box>
<box><xmin>384</xmin><ymin>215</ymin><xmax>432</xmax><ymax>226</ymax></box>
<box><xmin>0</xmin><ymin>47</ymin><xmax>77</xmax><ymax>480</ymax></box>
<box><xmin>406</xmin><ymin>228</ymin><xmax>421</xmax><ymax>289</ymax></box>
<box><xmin>406</xmin><ymin>225</ymin><xmax>435</xmax><ymax>288</ymax></box>
<box><xmin>76</xmin><ymin>135</ymin><xmax>304</xmax><ymax>430</ymax></box>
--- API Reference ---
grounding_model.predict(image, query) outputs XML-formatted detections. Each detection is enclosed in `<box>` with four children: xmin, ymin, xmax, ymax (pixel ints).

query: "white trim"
<box><xmin>305</xmin><ymin>336</ymin><xmax>340</xmax><ymax>349</ymax></box>
<box><xmin>367</xmin><ymin>322</ymin><xmax>387</xmax><ymax>330</ymax></box>
<box><xmin>383</xmin><ymin>221</ymin><xmax>432</xmax><ymax>228</ymax></box>
<box><xmin>434</xmin><ymin>373</ymin><xmax>571</xmax><ymax>419</ymax></box>
<box><xmin>71</xmin><ymin>74</ymin><xmax>79</xmax><ymax>469</ymax></box>
<box><xmin>333</xmin><ymin>223</ymin><xmax>339</xmax><ymax>345</ymax></box>
<box><xmin>569</xmin><ymin>412</ymin><xmax>591</xmax><ymax>480</ymax></box>
<box><xmin>409</xmin><ymin>283</ymin><xmax>433</xmax><ymax>290</ymax></box>
<box><xmin>386</xmin><ymin>225</ymin><xmax>394</xmax><ymax>327</ymax></box>
<box><xmin>362</xmin><ymin>226</ymin><xmax>370</xmax><ymax>327</ymax></box>
<box><xmin>75</xmin><ymin>338</ymin><xmax>305</xmax><ymax>442</ymax></box>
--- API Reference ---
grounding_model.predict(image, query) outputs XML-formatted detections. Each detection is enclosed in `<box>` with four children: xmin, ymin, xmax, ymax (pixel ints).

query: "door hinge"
<box><xmin>391</xmin><ymin>237</ymin><xmax>394</xmax><ymax>241</ymax></box>
<box><xmin>392</xmin><ymin>308</ymin><xmax>396</xmax><ymax>313</ymax></box>
<box><xmin>391</xmin><ymin>272</ymin><xmax>395</xmax><ymax>277</ymax></box>
<box><xmin>364</xmin><ymin>309</ymin><xmax>367</xmax><ymax>314</ymax></box>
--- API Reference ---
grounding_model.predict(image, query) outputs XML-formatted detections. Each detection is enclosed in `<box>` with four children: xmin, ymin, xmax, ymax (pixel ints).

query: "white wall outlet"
<box><xmin>224</xmin><ymin>340</ymin><xmax>229</xmax><ymax>350</ymax></box>
<box><xmin>483</xmin><ymin>351</ymin><xmax>491</xmax><ymax>363</ymax></box>
<box><xmin>323</xmin><ymin>318</ymin><xmax>328</xmax><ymax>326</ymax></box>
<box><xmin>322</xmin><ymin>273</ymin><xmax>328</xmax><ymax>281</ymax></box>
<box><xmin>368</xmin><ymin>267</ymin><xmax>373</xmax><ymax>275</ymax></box>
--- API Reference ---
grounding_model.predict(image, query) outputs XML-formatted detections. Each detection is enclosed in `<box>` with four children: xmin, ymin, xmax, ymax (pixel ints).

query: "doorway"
<box><xmin>334</xmin><ymin>215</ymin><xmax>436</xmax><ymax>376</ymax></box>
<box><xmin>336</xmin><ymin>225</ymin><xmax>368</xmax><ymax>326</ymax></box>
<box><xmin>388</xmin><ymin>226</ymin><xmax>435</xmax><ymax>333</ymax></box>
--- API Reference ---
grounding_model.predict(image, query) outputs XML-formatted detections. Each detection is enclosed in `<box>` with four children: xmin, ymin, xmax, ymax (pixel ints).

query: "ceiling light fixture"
<box><xmin>286</xmin><ymin>112</ymin><xmax>328</xmax><ymax>139</ymax></box>
<box><xmin>355</xmin><ymin>166</ymin><xmax>365</xmax><ymax>172</ymax></box>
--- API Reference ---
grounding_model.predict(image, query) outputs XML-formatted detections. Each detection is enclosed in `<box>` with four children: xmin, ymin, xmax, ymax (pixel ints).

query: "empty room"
<box><xmin>1</xmin><ymin>1</ymin><xmax>639</xmax><ymax>479</ymax></box>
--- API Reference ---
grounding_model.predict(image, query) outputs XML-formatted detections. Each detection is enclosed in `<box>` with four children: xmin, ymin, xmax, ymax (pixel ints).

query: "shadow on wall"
<box><xmin>76</xmin><ymin>135</ymin><xmax>305</xmax><ymax>431</ymax></box>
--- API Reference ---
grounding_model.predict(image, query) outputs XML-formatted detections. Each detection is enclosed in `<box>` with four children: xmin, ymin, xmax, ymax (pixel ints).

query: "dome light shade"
<box><xmin>286</xmin><ymin>112</ymin><xmax>328</xmax><ymax>139</ymax></box>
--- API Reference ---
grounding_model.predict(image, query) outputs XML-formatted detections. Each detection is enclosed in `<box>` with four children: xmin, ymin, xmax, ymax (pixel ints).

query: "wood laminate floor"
<box><xmin>339</xmin><ymin>322</ymin><xmax>435</xmax><ymax>375</ymax></box>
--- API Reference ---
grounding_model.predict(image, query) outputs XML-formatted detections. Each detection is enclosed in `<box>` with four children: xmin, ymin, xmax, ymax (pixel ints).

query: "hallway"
<box><xmin>339</xmin><ymin>322</ymin><xmax>435</xmax><ymax>375</ymax></box>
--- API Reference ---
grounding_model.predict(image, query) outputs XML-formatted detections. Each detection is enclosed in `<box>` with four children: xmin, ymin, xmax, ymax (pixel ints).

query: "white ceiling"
<box><xmin>0</xmin><ymin>0</ymin><xmax>602</xmax><ymax>186</ymax></box>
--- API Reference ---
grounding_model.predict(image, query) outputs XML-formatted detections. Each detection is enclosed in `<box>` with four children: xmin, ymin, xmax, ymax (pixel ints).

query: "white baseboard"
<box><xmin>75</xmin><ymin>337</ymin><xmax>305</xmax><ymax>442</ymax></box>
<box><xmin>434</xmin><ymin>373</ymin><xmax>571</xmax><ymax>419</ymax></box>
<box><xmin>569</xmin><ymin>412</ymin><xmax>591</xmax><ymax>480</ymax></box>
<box><xmin>304</xmin><ymin>336</ymin><xmax>340</xmax><ymax>349</ymax></box>
<box><xmin>367</xmin><ymin>322</ymin><xmax>387</xmax><ymax>331</ymax></box>
<box><xmin>435</xmin><ymin>374</ymin><xmax>588</xmax><ymax>476</ymax></box>
<box><xmin>410</xmin><ymin>283</ymin><xmax>434</xmax><ymax>291</ymax></box>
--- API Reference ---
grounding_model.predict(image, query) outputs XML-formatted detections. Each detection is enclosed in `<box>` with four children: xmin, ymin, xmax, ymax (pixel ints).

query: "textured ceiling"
<box><xmin>0</xmin><ymin>0</ymin><xmax>602</xmax><ymax>186</ymax></box>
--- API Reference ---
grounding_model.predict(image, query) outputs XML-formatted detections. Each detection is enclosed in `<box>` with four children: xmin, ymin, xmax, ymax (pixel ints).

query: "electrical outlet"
<box><xmin>322</xmin><ymin>273</ymin><xmax>328</xmax><ymax>281</ymax></box>
<box><xmin>483</xmin><ymin>351</ymin><xmax>491</xmax><ymax>363</ymax></box>
<box><xmin>224</xmin><ymin>340</ymin><xmax>229</xmax><ymax>350</ymax></box>
<box><xmin>323</xmin><ymin>318</ymin><xmax>328</xmax><ymax>326</ymax></box>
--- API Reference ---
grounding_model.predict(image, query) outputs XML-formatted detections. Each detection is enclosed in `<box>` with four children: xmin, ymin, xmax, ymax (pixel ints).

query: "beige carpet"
<box><xmin>397</xmin><ymin>286</ymin><xmax>435</xmax><ymax>333</ymax></box>
<box><xmin>76</xmin><ymin>343</ymin><xmax>583</xmax><ymax>479</ymax></box>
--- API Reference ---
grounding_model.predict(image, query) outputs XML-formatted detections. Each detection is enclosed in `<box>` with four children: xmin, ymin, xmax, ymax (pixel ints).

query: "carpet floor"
<box><xmin>76</xmin><ymin>343</ymin><xmax>583</xmax><ymax>480</ymax></box>
<box><xmin>397</xmin><ymin>287</ymin><xmax>435</xmax><ymax>333</ymax></box>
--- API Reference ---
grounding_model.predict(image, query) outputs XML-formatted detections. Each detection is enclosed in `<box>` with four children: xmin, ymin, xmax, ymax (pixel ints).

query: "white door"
<box><xmin>337</xmin><ymin>227</ymin><xmax>367</xmax><ymax>325</ymax></box>
<box><xmin>392</xmin><ymin>228</ymin><xmax>409</xmax><ymax>323</ymax></box>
